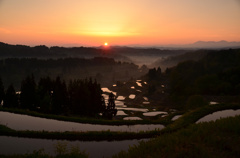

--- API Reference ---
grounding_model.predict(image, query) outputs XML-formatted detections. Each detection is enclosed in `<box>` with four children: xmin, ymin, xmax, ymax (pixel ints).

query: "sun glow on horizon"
<box><xmin>104</xmin><ymin>42</ymin><xmax>108</xmax><ymax>46</ymax></box>
<box><xmin>0</xmin><ymin>0</ymin><xmax>239</xmax><ymax>46</ymax></box>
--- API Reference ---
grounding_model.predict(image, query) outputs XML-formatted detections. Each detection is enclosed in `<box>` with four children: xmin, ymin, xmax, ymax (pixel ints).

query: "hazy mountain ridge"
<box><xmin>187</xmin><ymin>40</ymin><xmax>240</xmax><ymax>48</ymax></box>
<box><xmin>151</xmin><ymin>50</ymin><xmax>209</xmax><ymax>70</ymax></box>
<box><xmin>0</xmin><ymin>42</ymin><xmax>189</xmax><ymax>66</ymax></box>
<box><xmin>1</xmin><ymin>41</ymin><xmax>239</xmax><ymax>67</ymax></box>
<box><xmin>126</xmin><ymin>41</ymin><xmax>240</xmax><ymax>49</ymax></box>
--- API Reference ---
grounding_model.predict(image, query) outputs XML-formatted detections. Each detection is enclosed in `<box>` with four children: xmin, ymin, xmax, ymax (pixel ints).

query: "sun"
<box><xmin>104</xmin><ymin>42</ymin><xmax>108</xmax><ymax>46</ymax></box>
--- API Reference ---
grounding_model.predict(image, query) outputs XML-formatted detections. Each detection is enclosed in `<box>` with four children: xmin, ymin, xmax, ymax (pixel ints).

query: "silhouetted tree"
<box><xmin>37</xmin><ymin>76</ymin><xmax>53</xmax><ymax>112</ymax></box>
<box><xmin>148</xmin><ymin>85</ymin><xmax>156</xmax><ymax>94</ymax></box>
<box><xmin>89</xmin><ymin>79</ymin><xmax>105</xmax><ymax>115</ymax></box>
<box><xmin>20</xmin><ymin>75</ymin><xmax>37</xmax><ymax>109</ymax></box>
<box><xmin>157</xmin><ymin>67</ymin><xmax>162</xmax><ymax>75</ymax></box>
<box><xmin>186</xmin><ymin>95</ymin><xmax>208</xmax><ymax>110</ymax></box>
<box><xmin>3</xmin><ymin>84</ymin><xmax>18</xmax><ymax>108</ymax></box>
<box><xmin>51</xmin><ymin>76</ymin><xmax>68</xmax><ymax>114</ymax></box>
<box><xmin>102</xmin><ymin>93</ymin><xmax>117</xmax><ymax>119</ymax></box>
<box><xmin>68</xmin><ymin>78</ymin><xmax>103</xmax><ymax>116</ymax></box>
<box><xmin>148</xmin><ymin>68</ymin><xmax>157</xmax><ymax>79</ymax></box>
<box><xmin>0</xmin><ymin>77</ymin><xmax>4</xmax><ymax>105</ymax></box>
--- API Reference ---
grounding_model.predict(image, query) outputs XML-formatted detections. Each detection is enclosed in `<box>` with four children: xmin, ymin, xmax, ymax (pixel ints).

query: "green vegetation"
<box><xmin>185</xmin><ymin>95</ymin><xmax>208</xmax><ymax>110</ymax></box>
<box><xmin>113</xmin><ymin>114</ymin><xmax>240</xmax><ymax>158</ymax></box>
<box><xmin>0</xmin><ymin>57</ymin><xmax>145</xmax><ymax>89</ymax></box>
<box><xmin>163</xmin><ymin>103</ymin><xmax>240</xmax><ymax>133</ymax></box>
<box><xmin>0</xmin><ymin>75</ymin><xmax>105</xmax><ymax>117</ymax></box>
<box><xmin>0</xmin><ymin>142</ymin><xmax>88</xmax><ymax>158</ymax></box>
<box><xmin>145</xmin><ymin>48</ymin><xmax>240</xmax><ymax>110</ymax></box>
<box><xmin>168</xmin><ymin>49</ymin><xmax>240</xmax><ymax>107</ymax></box>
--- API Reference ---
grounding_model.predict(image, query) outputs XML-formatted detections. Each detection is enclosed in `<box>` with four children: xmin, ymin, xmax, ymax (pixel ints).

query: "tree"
<box><xmin>148</xmin><ymin>68</ymin><xmax>157</xmax><ymax>79</ymax></box>
<box><xmin>68</xmin><ymin>78</ymin><xmax>103</xmax><ymax>116</ymax></box>
<box><xmin>3</xmin><ymin>84</ymin><xmax>18</xmax><ymax>108</ymax></box>
<box><xmin>89</xmin><ymin>79</ymin><xmax>105</xmax><ymax>115</ymax></box>
<box><xmin>0</xmin><ymin>77</ymin><xmax>4</xmax><ymax>105</ymax></box>
<box><xmin>157</xmin><ymin>67</ymin><xmax>162</xmax><ymax>75</ymax></box>
<box><xmin>51</xmin><ymin>76</ymin><xmax>68</xmax><ymax>114</ymax></box>
<box><xmin>37</xmin><ymin>76</ymin><xmax>53</xmax><ymax>112</ymax></box>
<box><xmin>20</xmin><ymin>75</ymin><xmax>37</xmax><ymax>109</ymax></box>
<box><xmin>186</xmin><ymin>95</ymin><xmax>208</xmax><ymax>110</ymax></box>
<box><xmin>148</xmin><ymin>85</ymin><xmax>156</xmax><ymax>94</ymax></box>
<box><xmin>68</xmin><ymin>79</ymin><xmax>89</xmax><ymax>115</ymax></box>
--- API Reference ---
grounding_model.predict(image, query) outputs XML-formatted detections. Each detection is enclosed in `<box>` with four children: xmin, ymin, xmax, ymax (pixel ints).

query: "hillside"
<box><xmin>113</xmin><ymin>114</ymin><xmax>240</xmax><ymax>158</ymax></box>
<box><xmin>151</xmin><ymin>49</ymin><xmax>209</xmax><ymax>70</ymax></box>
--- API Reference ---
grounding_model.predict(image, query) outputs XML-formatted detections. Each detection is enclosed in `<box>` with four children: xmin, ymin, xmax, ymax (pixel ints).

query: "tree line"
<box><xmin>144</xmin><ymin>48</ymin><xmax>240</xmax><ymax>109</ymax></box>
<box><xmin>0</xmin><ymin>57</ymin><xmax>143</xmax><ymax>89</ymax></box>
<box><xmin>0</xmin><ymin>75</ymin><xmax>105</xmax><ymax>116</ymax></box>
<box><xmin>167</xmin><ymin>48</ymin><xmax>240</xmax><ymax>108</ymax></box>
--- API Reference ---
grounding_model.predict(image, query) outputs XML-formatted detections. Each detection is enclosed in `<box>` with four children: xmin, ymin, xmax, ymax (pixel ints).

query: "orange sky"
<box><xmin>0</xmin><ymin>0</ymin><xmax>240</xmax><ymax>46</ymax></box>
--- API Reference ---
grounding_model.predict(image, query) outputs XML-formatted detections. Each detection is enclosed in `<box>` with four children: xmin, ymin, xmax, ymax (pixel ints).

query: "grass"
<box><xmin>161</xmin><ymin>103</ymin><xmax>240</xmax><ymax>133</ymax></box>
<box><xmin>0</xmin><ymin>142</ymin><xmax>89</xmax><ymax>158</ymax></box>
<box><xmin>113</xmin><ymin>114</ymin><xmax>240</xmax><ymax>158</ymax></box>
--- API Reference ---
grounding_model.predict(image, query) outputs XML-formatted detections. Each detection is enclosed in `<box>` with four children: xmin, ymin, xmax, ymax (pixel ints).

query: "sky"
<box><xmin>0</xmin><ymin>0</ymin><xmax>240</xmax><ymax>47</ymax></box>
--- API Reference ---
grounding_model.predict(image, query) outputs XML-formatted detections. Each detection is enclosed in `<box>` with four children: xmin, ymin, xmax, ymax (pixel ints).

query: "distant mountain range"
<box><xmin>127</xmin><ymin>41</ymin><xmax>240</xmax><ymax>49</ymax></box>
<box><xmin>186</xmin><ymin>40</ymin><xmax>240</xmax><ymax>49</ymax></box>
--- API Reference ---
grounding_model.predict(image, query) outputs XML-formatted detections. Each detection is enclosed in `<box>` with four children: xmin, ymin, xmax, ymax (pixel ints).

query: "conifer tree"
<box><xmin>0</xmin><ymin>77</ymin><xmax>4</xmax><ymax>105</ymax></box>
<box><xmin>20</xmin><ymin>74</ymin><xmax>37</xmax><ymax>109</ymax></box>
<box><xmin>4</xmin><ymin>84</ymin><xmax>18</xmax><ymax>108</ymax></box>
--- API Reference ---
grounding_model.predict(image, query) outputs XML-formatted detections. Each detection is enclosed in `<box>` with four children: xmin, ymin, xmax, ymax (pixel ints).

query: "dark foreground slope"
<box><xmin>113</xmin><ymin>115</ymin><xmax>240</xmax><ymax>158</ymax></box>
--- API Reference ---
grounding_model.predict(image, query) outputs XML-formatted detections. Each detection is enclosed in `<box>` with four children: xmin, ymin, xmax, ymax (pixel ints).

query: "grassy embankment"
<box><xmin>0</xmin><ymin>104</ymin><xmax>240</xmax><ymax>141</ymax></box>
<box><xmin>113</xmin><ymin>113</ymin><xmax>240</xmax><ymax>158</ymax></box>
<box><xmin>0</xmin><ymin>142</ymin><xmax>89</xmax><ymax>158</ymax></box>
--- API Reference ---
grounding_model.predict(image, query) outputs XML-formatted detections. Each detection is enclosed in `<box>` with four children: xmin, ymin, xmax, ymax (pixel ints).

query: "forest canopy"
<box><xmin>0</xmin><ymin>75</ymin><xmax>105</xmax><ymax>117</ymax></box>
<box><xmin>167</xmin><ymin>49</ymin><xmax>240</xmax><ymax>107</ymax></box>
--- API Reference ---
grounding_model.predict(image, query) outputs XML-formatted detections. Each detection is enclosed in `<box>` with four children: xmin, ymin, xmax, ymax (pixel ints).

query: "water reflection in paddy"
<box><xmin>136</xmin><ymin>82</ymin><xmax>142</xmax><ymax>87</ymax></box>
<box><xmin>117</xmin><ymin>107</ymin><xmax>149</xmax><ymax>112</ymax></box>
<box><xmin>143</xmin><ymin>102</ymin><xmax>150</xmax><ymax>104</ymax></box>
<box><xmin>143</xmin><ymin>111</ymin><xmax>168</xmax><ymax>116</ymax></box>
<box><xmin>196</xmin><ymin>109</ymin><xmax>240</xmax><ymax>123</ymax></box>
<box><xmin>0</xmin><ymin>112</ymin><xmax>162</xmax><ymax>132</ymax></box>
<box><xmin>116</xmin><ymin>96</ymin><xmax>125</xmax><ymax>100</ymax></box>
<box><xmin>123</xmin><ymin>117</ymin><xmax>142</xmax><ymax>120</ymax></box>
<box><xmin>116</xmin><ymin>110</ymin><xmax>128</xmax><ymax>116</ymax></box>
<box><xmin>0</xmin><ymin>136</ymin><xmax>148</xmax><ymax>158</ymax></box>
<box><xmin>115</xmin><ymin>100</ymin><xmax>126</xmax><ymax>107</ymax></box>
<box><xmin>171</xmin><ymin>115</ymin><xmax>182</xmax><ymax>121</ymax></box>
<box><xmin>129</xmin><ymin>94</ymin><xmax>136</xmax><ymax>99</ymax></box>
<box><xmin>143</xmin><ymin>97</ymin><xmax>148</xmax><ymax>101</ymax></box>
<box><xmin>101</xmin><ymin>88</ymin><xmax>117</xmax><ymax>95</ymax></box>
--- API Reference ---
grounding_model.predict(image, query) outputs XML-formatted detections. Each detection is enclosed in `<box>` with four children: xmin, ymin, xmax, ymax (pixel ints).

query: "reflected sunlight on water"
<box><xmin>196</xmin><ymin>109</ymin><xmax>240</xmax><ymax>123</ymax></box>
<box><xmin>0</xmin><ymin>111</ymin><xmax>162</xmax><ymax>132</ymax></box>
